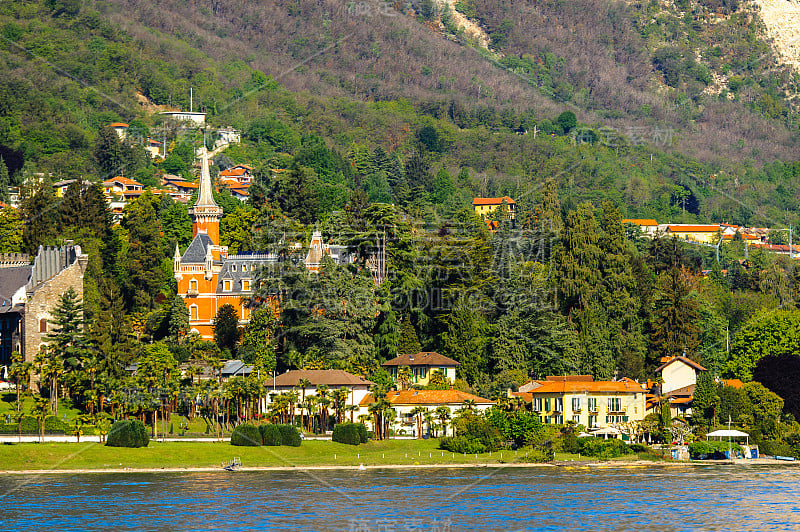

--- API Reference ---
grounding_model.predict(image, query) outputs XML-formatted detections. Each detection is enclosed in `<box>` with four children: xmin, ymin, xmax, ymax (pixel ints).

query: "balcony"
<box><xmin>187</xmin><ymin>289</ymin><xmax>199</xmax><ymax>297</ymax></box>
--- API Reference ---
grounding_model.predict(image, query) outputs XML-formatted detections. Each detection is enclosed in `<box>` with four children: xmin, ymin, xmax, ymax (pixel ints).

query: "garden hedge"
<box><xmin>231</xmin><ymin>424</ymin><xmax>262</xmax><ymax>446</ymax></box>
<box><xmin>106</xmin><ymin>420</ymin><xmax>150</xmax><ymax>448</ymax></box>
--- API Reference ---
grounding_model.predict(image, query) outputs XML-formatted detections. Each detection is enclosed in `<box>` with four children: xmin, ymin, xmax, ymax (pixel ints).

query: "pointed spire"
<box><xmin>196</xmin><ymin>146</ymin><xmax>217</xmax><ymax>207</ymax></box>
<box><xmin>174</xmin><ymin>243</ymin><xmax>181</xmax><ymax>261</ymax></box>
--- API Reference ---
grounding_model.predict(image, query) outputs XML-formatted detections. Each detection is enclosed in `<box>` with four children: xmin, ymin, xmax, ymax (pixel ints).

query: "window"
<box><xmin>533</xmin><ymin>398</ymin><xmax>542</xmax><ymax>412</ymax></box>
<box><xmin>608</xmin><ymin>397</ymin><xmax>622</xmax><ymax>413</ymax></box>
<box><xmin>242</xmin><ymin>280</ymin><xmax>251</xmax><ymax>291</ymax></box>
<box><xmin>242</xmin><ymin>307</ymin><xmax>250</xmax><ymax>320</ymax></box>
<box><xmin>189</xmin><ymin>279</ymin><xmax>198</xmax><ymax>291</ymax></box>
<box><xmin>190</xmin><ymin>305</ymin><xmax>198</xmax><ymax>321</ymax></box>
<box><xmin>231</xmin><ymin>265</ymin><xmax>237</xmax><ymax>272</ymax></box>
<box><xmin>572</xmin><ymin>415</ymin><xmax>580</xmax><ymax>423</ymax></box>
<box><xmin>553</xmin><ymin>415</ymin><xmax>563</xmax><ymax>424</ymax></box>
<box><xmin>588</xmin><ymin>415</ymin><xmax>598</xmax><ymax>428</ymax></box>
<box><xmin>39</xmin><ymin>318</ymin><xmax>47</xmax><ymax>333</ymax></box>
<box><xmin>242</xmin><ymin>265</ymin><xmax>247</xmax><ymax>272</ymax></box>
<box><xmin>571</xmin><ymin>397</ymin><xmax>581</xmax><ymax>411</ymax></box>
<box><xmin>544</xmin><ymin>398</ymin><xmax>551</xmax><ymax>411</ymax></box>
<box><xmin>588</xmin><ymin>398</ymin><xmax>597</xmax><ymax>412</ymax></box>
<box><xmin>554</xmin><ymin>398</ymin><xmax>563</xmax><ymax>412</ymax></box>
<box><xmin>223</xmin><ymin>280</ymin><xmax>232</xmax><ymax>291</ymax></box>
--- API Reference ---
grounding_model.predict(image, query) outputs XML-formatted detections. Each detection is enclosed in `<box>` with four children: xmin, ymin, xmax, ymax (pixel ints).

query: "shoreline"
<box><xmin>1</xmin><ymin>458</ymin><xmax>793</xmax><ymax>475</ymax></box>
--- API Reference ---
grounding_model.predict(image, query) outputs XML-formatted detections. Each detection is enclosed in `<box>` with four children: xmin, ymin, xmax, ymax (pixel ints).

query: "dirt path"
<box><xmin>752</xmin><ymin>0</ymin><xmax>800</xmax><ymax>69</ymax></box>
<box><xmin>437</xmin><ymin>0</ymin><xmax>491</xmax><ymax>49</ymax></box>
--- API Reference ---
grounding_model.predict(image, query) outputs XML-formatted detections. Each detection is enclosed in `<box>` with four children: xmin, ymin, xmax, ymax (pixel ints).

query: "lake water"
<box><xmin>1</xmin><ymin>465</ymin><xmax>799</xmax><ymax>531</ymax></box>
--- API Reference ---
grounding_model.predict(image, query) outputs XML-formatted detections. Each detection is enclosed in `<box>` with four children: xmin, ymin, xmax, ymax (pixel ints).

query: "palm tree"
<box><xmin>333</xmin><ymin>387</ymin><xmax>349</xmax><ymax>423</ymax></box>
<box><xmin>423</xmin><ymin>410</ymin><xmax>435</xmax><ymax>437</ymax></box>
<box><xmin>297</xmin><ymin>378</ymin><xmax>311</xmax><ymax>427</ymax></box>
<box><xmin>435</xmin><ymin>406</ymin><xmax>451</xmax><ymax>437</ymax></box>
<box><xmin>315</xmin><ymin>385</ymin><xmax>330</xmax><ymax>433</ymax></box>
<box><xmin>346</xmin><ymin>404</ymin><xmax>359</xmax><ymax>423</ymax></box>
<box><xmin>410</xmin><ymin>406</ymin><xmax>428</xmax><ymax>438</ymax></box>
<box><xmin>8</xmin><ymin>351</ymin><xmax>31</xmax><ymax>409</ymax></box>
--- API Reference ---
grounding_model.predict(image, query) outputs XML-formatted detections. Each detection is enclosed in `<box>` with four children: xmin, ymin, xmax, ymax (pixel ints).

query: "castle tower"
<box><xmin>189</xmin><ymin>147</ymin><xmax>222</xmax><ymax>244</ymax></box>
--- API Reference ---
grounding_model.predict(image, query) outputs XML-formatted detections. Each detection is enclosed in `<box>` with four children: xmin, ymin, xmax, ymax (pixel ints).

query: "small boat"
<box><xmin>223</xmin><ymin>457</ymin><xmax>242</xmax><ymax>471</ymax></box>
<box><xmin>775</xmin><ymin>455</ymin><xmax>796</xmax><ymax>462</ymax></box>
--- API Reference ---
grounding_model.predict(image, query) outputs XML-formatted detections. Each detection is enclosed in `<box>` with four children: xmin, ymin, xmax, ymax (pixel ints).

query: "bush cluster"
<box><xmin>440</xmin><ymin>412</ymin><xmax>503</xmax><ymax>454</ymax></box>
<box><xmin>230</xmin><ymin>423</ymin><xmax>302</xmax><ymax>447</ymax></box>
<box><xmin>687</xmin><ymin>440</ymin><xmax>743</xmax><ymax>459</ymax></box>
<box><xmin>577</xmin><ymin>437</ymin><xmax>631</xmax><ymax>459</ymax></box>
<box><xmin>332</xmin><ymin>423</ymin><xmax>368</xmax><ymax>445</ymax></box>
<box><xmin>0</xmin><ymin>415</ymin><xmax>72</xmax><ymax>434</ymax></box>
<box><xmin>106</xmin><ymin>420</ymin><xmax>150</xmax><ymax>448</ymax></box>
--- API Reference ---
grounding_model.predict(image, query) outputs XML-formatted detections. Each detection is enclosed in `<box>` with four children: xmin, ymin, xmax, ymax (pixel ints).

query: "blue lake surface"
<box><xmin>1</xmin><ymin>465</ymin><xmax>799</xmax><ymax>531</ymax></box>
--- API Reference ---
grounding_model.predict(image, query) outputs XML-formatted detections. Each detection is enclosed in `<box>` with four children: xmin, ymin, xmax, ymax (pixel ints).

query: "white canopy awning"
<box><xmin>590</xmin><ymin>426</ymin><xmax>620</xmax><ymax>435</ymax></box>
<box><xmin>707</xmin><ymin>429</ymin><xmax>749</xmax><ymax>438</ymax></box>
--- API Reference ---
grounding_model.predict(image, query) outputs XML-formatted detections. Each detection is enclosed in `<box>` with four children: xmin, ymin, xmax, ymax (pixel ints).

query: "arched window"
<box><xmin>39</xmin><ymin>318</ymin><xmax>47</xmax><ymax>333</ymax></box>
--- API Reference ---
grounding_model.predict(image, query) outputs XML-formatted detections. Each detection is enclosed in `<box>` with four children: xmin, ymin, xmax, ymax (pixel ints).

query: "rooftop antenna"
<box><xmin>190</xmin><ymin>87</ymin><xmax>193</xmax><ymax>113</ymax></box>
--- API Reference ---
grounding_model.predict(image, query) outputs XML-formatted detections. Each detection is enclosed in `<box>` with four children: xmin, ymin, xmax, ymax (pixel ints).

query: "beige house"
<box><xmin>513</xmin><ymin>375</ymin><xmax>646</xmax><ymax>428</ymax></box>
<box><xmin>382</xmin><ymin>352</ymin><xmax>459</xmax><ymax>386</ymax></box>
<box><xmin>358</xmin><ymin>389</ymin><xmax>494</xmax><ymax>437</ymax></box>
<box><xmin>657</xmin><ymin>356</ymin><xmax>707</xmax><ymax>395</ymax></box>
<box><xmin>665</xmin><ymin>225</ymin><xmax>721</xmax><ymax>244</ymax></box>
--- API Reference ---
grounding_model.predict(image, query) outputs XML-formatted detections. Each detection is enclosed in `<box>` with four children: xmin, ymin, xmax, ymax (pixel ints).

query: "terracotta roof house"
<box><xmin>358</xmin><ymin>389</ymin><xmax>494</xmax><ymax>437</ymax></box>
<box><xmin>264</xmin><ymin>369</ymin><xmax>375</xmax><ymax>426</ymax></box>
<box><xmin>472</xmin><ymin>196</ymin><xmax>516</xmax><ymax>221</ymax></box>
<box><xmin>516</xmin><ymin>376</ymin><xmax>646</xmax><ymax>428</ymax></box>
<box><xmin>383</xmin><ymin>352</ymin><xmax>459</xmax><ymax>386</ymax></box>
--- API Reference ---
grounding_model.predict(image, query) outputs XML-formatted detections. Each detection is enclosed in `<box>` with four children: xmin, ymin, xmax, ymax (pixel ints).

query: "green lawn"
<box><xmin>0</xmin><ymin>439</ymin><xmax>546</xmax><ymax>471</ymax></box>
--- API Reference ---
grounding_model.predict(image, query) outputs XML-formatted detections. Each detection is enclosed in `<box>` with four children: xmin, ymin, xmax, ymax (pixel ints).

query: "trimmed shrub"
<box><xmin>628</xmin><ymin>443</ymin><xmax>649</xmax><ymax>453</ymax></box>
<box><xmin>277</xmin><ymin>424</ymin><xmax>301</xmax><ymax>447</ymax></box>
<box><xmin>259</xmin><ymin>424</ymin><xmax>282</xmax><ymax>446</ymax></box>
<box><xmin>231</xmin><ymin>424</ymin><xmax>262</xmax><ymax>446</ymax></box>
<box><xmin>106</xmin><ymin>420</ymin><xmax>150</xmax><ymax>448</ymax></box>
<box><xmin>332</xmin><ymin>423</ymin><xmax>368</xmax><ymax>445</ymax></box>
<box><xmin>447</xmin><ymin>412</ymin><xmax>503</xmax><ymax>453</ymax></box>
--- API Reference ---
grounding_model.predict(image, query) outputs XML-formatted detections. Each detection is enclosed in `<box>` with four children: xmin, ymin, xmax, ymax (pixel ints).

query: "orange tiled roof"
<box><xmin>656</xmin><ymin>356</ymin><xmax>707</xmax><ymax>373</ymax></box>
<box><xmin>220</xmin><ymin>167</ymin><xmax>250</xmax><ymax>177</ymax></box>
<box><xmin>104</xmin><ymin>176</ymin><xmax>142</xmax><ymax>187</ymax></box>
<box><xmin>359</xmin><ymin>389</ymin><xmax>493</xmax><ymax>407</ymax></box>
<box><xmin>526</xmin><ymin>380</ymin><xmax>644</xmax><ymax>394</ymax></box>
<box><xmin>472</xmin><ymin>196</ymin><xmax>516</xmax><ymax>206</ymax></box>
<box><xmin>666</xmin><ymin>225</ymin><xmax>720</xmax><ymax>232</ymax></box>
<box><xmin>621</xmin><ymin>219</ymin><xmax>658</xmax><ymax>226</ymax></box>
<box><xmin>510</xmin><ymin>391</ymin><xmax>533</xmax><ymax>402</ymax></box>
<box><xmin>108</xmin><ymin>122</ymin><xmax>129</xmax><ymax>128</ymax></box>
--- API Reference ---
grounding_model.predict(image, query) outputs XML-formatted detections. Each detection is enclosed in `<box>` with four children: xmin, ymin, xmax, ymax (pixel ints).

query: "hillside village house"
<box><xmin>382</xmin><ymin>352</ymin><xmax>459</xmax><ymax>386</ymax></box>
<box><xmin>358</xmin><ymin>389</ymin><xmax>494</xmax><ymax>437</ymax></box>
<box><xmin>664</xmin><ymin>224</ymin><xmax>721</xmax><ymax>244</ymax></box>
<box><xmin>621</xmin><ymin>219</ymin><xmax>659</xmax><ymax>236</ymax></box>
<box><xmin>472</xmin><ymin>196</ymin><xmax>516</xmax><ymax>221</ymax></box>
<box><xmin>513</xmin><ymin>375</ymin><xmax>646</xmax><ymax>428</ymax></box>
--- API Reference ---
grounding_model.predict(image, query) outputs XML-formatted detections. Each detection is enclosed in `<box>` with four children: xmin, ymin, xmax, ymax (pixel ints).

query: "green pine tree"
<box><xmin>397</xmin><ymin>316</ymin><xmax>422</xmax><ymax>355</ymax></box>
<box><xmin>168</xmin><ymin>295</ymin><xmax>190</xmax><ymax>344</ymax></box>
<box><xmin>0</xmin><ymin>156</ymin><xmax>9</xmax><ymax>203</ymax></box>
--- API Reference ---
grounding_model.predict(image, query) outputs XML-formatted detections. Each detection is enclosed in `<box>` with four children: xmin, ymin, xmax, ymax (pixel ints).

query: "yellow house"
<box><xmin>472</xmin><ymin>197</ymin><xmax>516</xmax><ymax>220</ymax></box>
<box><xmin>665</xmin><ymin>224</ymin><xmax>721</xmax><ymax>244</ymax></box>
<box><xmin>514</xmin><ymin>376</ymin><xmax>646</xmax><ymax>428</ymax></box>
<box><xmin>382</xmin><ymin>352</ymin><xmax>458</xmax><ymax>386</ymax></box>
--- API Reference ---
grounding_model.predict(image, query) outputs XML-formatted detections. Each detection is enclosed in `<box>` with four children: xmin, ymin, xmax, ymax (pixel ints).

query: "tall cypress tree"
<box><xmin>121</xmin><ymin>190</ymin><xmax>166</xmax><ymax>309</ymax></box>
<box><xmin>20</xmin><ymin>179</ymin><xmax>59</xmax><ymax>255</ymax></box>
<box><xmin>397</xmin><ymin>316</ymin><xmax>421</xmax><ymax>355</ymax></box>
<box><xmin>0</xmin><ymin>157</ymin><xmax>9</xmax><ymax>203</ymax></box>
